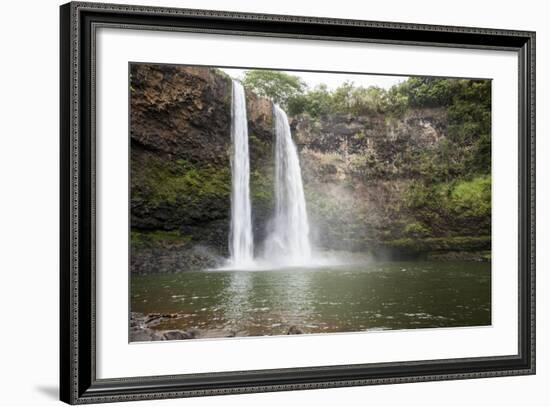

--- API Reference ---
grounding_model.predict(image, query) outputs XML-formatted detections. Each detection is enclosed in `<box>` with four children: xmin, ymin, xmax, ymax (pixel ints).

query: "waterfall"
<box><xmin>226</xmin><ymin>85</ymin><xmax>313</xmax><ymax>270</ymax></box>
<box><xmin>228</xmin><ymin>80</ymin><xmax>254</xmax><ymax>267</ymax></box>
<box><xmin>264</xmin><ymin>105</ymin><xmax>312</xmax><ymax>266</ymax></box>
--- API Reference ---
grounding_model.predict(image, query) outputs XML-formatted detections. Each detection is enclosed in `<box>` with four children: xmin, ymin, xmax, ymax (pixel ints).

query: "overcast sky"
<box><xmin>220</xmin><ymin>68</ymin><xmax>406</xmax><ymax>91</ymax></box>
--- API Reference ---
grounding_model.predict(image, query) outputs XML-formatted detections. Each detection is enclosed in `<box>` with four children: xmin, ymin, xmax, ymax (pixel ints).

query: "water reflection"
<box><xmin>219</xmin><ymin>268</ymin><xmax>314</xmax><ymax>336</ymax></box>
<box><xmin>131</xmin><ymin>261</ymin><xmax>491</xmax><ymax>338</ymax></box>
<box><xmin>223</xmin><ymin>271</ymin><xmax>252</xmax><ymax>333</ymax></box>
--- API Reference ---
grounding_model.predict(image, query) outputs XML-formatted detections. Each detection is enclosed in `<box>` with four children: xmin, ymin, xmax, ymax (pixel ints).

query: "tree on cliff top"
<box><xmin>242</xmin><ymin>70</ymin><xmax>306</xmax><ymax>109</ymax></box>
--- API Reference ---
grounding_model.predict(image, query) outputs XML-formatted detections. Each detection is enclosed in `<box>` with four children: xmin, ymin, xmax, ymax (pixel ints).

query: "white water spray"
<box><xmin>228</xmin><ymin>80</ymin><xmax>254</xmax><ymax>267</ymax></box>
<box><xmin>264</xmin><ymin>105</ymin><xmax>312</xmax><ymax>266</ymax></box>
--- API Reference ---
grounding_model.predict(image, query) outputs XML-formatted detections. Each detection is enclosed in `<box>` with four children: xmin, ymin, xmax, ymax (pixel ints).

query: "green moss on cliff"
<box><xmin>132</xmin><ymin>153</ymin><xmax>231</xmax><ymax>206</ymax></box>
<box><xmin>248</xmin><ymin>131</ymin><xmax>271</xmax><ymax>159</ymax></box>
<box><xmin>403</xmin><ymin>222</ymin><xmax>431</xmax><ymax>238</ymax></box>
<box><xmin>448</xmin><ymin>175</ymin><xmax>491</xmax><ymax>217</ymax></box>
<box><xmin>406</xmin><ymin>175</ymin><xmax>491</xmax><ymax>219</ymax></box>
<box><xmin>250</xmin><ymin>168</ymin><xmax>274</xmax><ymax>210</ymax></box>
<box><xmin>131</xmin><ymin>229</ymin><xmax>192</xmax><ymax>250</ymax></box>
<box><xmin>385</xmin><ymin>236</ymin><xmax>491</xmax><ymax>253</ymax></box>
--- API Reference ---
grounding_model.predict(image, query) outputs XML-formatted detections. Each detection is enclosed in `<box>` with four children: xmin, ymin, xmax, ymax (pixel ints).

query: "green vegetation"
<box><xmin>131</xmin><ymin>230</ymin><xmax>192</xmax><ymax>250</ymax></box>
<box><xmin>403</xmin><ymin>222</ymin><xmax>431</xmax><ymax>238</ymax></box>
<box><xmin>406</xmin><ymin>174</ymin><xmax>491</xmax><ymax>217</ymax></box>
<box><xmin>289</xmin><ymin>83</ymin><xmax>390</xmax><ymax>116</ymax></box>
<box><xmin>394</xmin><ymin>78</ymin><xmax>491</xmax><ymax>177</ymax></box>
<box><xmin>386</xmin><ymin>236</ymin><xmax>491</xmax><ymax>253</ymax></box>
<box><xmin>242</xmin><ymin>71</ymin><xmax>393</xmax><ymax>117</ymax></box>
<box><xmin>242</xmin><ymin>70</ymin><xmax>306</xmax><ymax>109</ymax></box>
<box><xmin>448</xmin><ymin>175</ymin><xmax>491</xmax><ymax>217</ymax></box>
<box><xmin>132</xmin><ymin>153</ymin><xmax>231</xmax><ymax>206</ymax></box>
<box><xmin>404</xmin><ymin>174</ymin><xmax>491</xmax><ymax>241</ymax></box>
<box><xmin>244</xmin><ymin>70</ymin><xmax>487</xmax><ymax>117</ymax></box>
<box><xmin>250</xmin><ymin>168</ymin><xmax>275</xmax><ymax>210</ymax></box>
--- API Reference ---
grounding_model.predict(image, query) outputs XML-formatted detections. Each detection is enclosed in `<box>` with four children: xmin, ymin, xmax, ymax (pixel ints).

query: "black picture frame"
<box><xmin>60</xmin><ymin>1</ymin><xmax>536</xmax><ymax>404</ymax></box>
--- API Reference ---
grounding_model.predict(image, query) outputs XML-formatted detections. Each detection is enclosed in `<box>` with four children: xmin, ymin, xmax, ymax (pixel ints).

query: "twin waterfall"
<box><xmin>229</xmin><ymin>80</ymin><xmax>312</xmax><ymax>269</ymax></box>
<box><xmin>229</xmin><ymin>81</ymin><xmax>254</xmax><ymax>267</ymax></box>
<box><xmin>265</xmin><ymin>105</ymin><xmax>312</xmax><ymax>264</ymax></box>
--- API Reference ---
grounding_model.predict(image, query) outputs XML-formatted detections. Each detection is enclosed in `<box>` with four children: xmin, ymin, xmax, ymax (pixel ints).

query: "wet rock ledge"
<box><xmin>130</xmin><ymin>312</ymin><xmax>305</xmax><ymax>342</ymax></box>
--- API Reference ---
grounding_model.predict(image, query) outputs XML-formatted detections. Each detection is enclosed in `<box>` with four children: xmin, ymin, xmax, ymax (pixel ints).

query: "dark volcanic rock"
<box><xmin>130</xmin><ymin>235</ymin><xmax>225</xmax><ymax>274</ymax></box>
<box><xmin>287</xmin><ymin>326</ymin><xmax>304</xmax><ymax>335</ymax></box>
<box><xmin>162</xmin><ymin>330</ymin><xmax>196</xmax><ymax>340</ymax></box>
<box><xmin>130</xmin><ymin>313</ymin><xmax>239</xmax><ymax>341</ymax></box>
<box><xmin>131</xmin><ymin>64</ymin><xmax>232</xmax><ymax>164</ymax></box>
<box><xmin>130</xmin><ymin>327</ymin><xmax>164</xmax><ymax>342</ymax></box>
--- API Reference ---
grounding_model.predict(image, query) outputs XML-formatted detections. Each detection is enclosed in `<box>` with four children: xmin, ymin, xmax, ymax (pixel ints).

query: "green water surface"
<box><xmin>131</xmin><ymin>261</ymin><xmax>491</xmax><ymax>338</ymax></box>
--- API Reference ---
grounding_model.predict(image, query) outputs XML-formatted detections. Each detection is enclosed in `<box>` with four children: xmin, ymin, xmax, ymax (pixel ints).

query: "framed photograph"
<box><xmin>60</xmin><ymin>1</ymin><xmax>535</xmax><ymax>404</ymax></box>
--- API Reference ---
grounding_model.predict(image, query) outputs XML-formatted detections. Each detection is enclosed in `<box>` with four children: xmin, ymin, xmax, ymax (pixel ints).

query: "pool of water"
<box><xmin>130</xmin><ymin>260</ymin><xmax>491</xmax><ymax>338</ymax></box>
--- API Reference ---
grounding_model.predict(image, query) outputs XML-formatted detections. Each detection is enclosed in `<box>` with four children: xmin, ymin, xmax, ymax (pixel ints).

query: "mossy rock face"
<box><xmin>427</xmin><ymin>250</ymin><xmax>491</xmax><ymax>262</ymax></box>
<box><xmin>403</xmin><ymin>175</ymin><xmax>491</xmax><ymax>236</ymax></box>
<box><xmin>131</xmin><ymin>148</ymin><xmax>232</xmax><ymax>256</ymax></box>
<box><xmin>131</xmin><ymin>230</ymin><xmax>192</xmax><ymax>251</ymax></box>
<box><xmin>384</xmin><ymin>236</ymin><xmax>491</xmax><ymax>253</ymax></box>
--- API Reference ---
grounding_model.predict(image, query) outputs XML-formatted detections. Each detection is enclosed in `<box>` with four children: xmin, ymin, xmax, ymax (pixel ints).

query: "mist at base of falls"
<box><xmin>216</xmin><ymin>250</ymin><xmax>369</xmax><ymax>272</ymax></box>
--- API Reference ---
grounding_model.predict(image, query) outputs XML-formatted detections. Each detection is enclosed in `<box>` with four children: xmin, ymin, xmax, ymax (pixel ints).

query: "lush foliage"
<box><xmin>288</xmin><ymin>83</ymin><xmax>389</xmax><ymax>116</ymax></box>
<box><xmin>242</xmin><ymin>70</ymin><xmax>393</xmax><ymax>116</ymax></box>
<box><xmin>407</xmin><ymin>175</ymin><xmax>491</xmax><ymax>215</ymax></box>
<box><xmin>405</xmin><ymin>174</ymin><xmax>491</xmax><ymax>236</ymax></box>
<box><xmin>243</xmin><ymin>73</ymin><xmax>490</xmax><ymax>178</ymax></box>
<box><xmin>242</xmin><ymin>70</ymin><xmax>306</xmax><ymax>109</ymax></box>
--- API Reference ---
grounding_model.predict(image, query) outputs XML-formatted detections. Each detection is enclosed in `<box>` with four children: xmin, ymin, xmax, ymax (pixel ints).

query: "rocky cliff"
<box><xmin>293</xmin><ymin>108</ymin><xmax>489</xmax><ymax>257</ymax></box>
<box><xmin>130</xmin><ymin>64</ymin><xmax>490</xmax><ymax>274</ymax></box>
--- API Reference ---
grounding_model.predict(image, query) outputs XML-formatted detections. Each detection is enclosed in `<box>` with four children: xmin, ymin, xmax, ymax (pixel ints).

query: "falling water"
<box><xmin>264</xmin><ymin>105</ymin><xmax>312</xmax><ymax>265</ymax></box>
<box><xmin>228</xmin><ymin>80</ymin><xmax>254</xmax><ymax>267</ymax></box>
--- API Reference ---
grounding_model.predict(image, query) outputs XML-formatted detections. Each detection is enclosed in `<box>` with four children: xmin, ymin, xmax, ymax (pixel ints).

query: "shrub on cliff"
<box><xmin>242</xmin><ymin>70</ymin><xmax>306</xmax><ymax>109</ymax></box>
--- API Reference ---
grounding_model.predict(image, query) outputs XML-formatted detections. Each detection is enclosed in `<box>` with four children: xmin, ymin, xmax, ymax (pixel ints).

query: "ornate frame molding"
<box><xmin>60</xmin><ymin>2</ymin><xmax>535</xmax><ymax>404</ymax></box>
